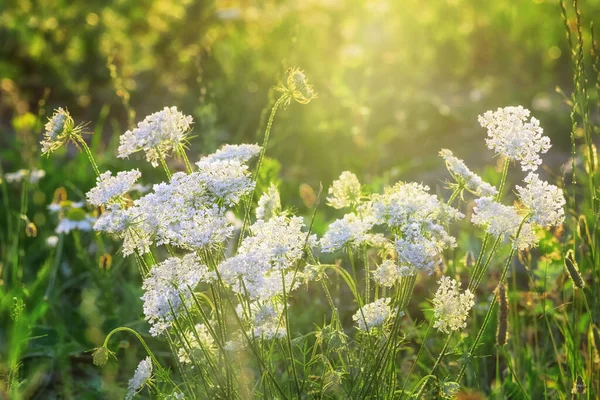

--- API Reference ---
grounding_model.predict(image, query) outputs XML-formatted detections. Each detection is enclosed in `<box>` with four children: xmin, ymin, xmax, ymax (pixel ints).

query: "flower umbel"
<box><xmin>126</xmin><ymin>357</ymin><xmax>153</xmax><ymax>400</ymax></box>
<box><xmin>433</xmin><ymin>276</ymin><xmax>474</xmax><ymax>334</ymax></box>
<box><xmin>41</xmin><ymin>108</ymin><xmax>86</xmax><ymax>154</ymax></box>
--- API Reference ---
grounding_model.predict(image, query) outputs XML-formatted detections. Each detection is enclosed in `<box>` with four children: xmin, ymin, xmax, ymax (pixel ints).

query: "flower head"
<box><xmin>478</xmin><ymin>106</ymin><xmax>551</xmax><ymax>171</ymax></box>
<box><xmin>141</xmin><ymin>254</ymin><xmax>210</xmax><ymax>336</ymax></box>
<box><xmin>352</xmin><ymin>298</ymin><xmax>399</xmax><ymax>332</ymax></box>
<box><xmin>126</xmin><ymin>357</ymin><xmax>153</xmax><ymax>400</ymax></box>
<box><xmin>433</xmin><ymin>276</ymin><xmax>474</xmax><ymax>334</ymax></box>
<box><xmin>4</xmin><ymin>169</ymin><xmax>46</xmax><ymax>184</ymax></box>
<box><xmin>118</xmin><ymin>106</ymin><xmax>193</xmax><ymax>167</ymax></box>
<box><xmin>256</xmin><ymin>184</ymin><xmax>281</xmax><ymax>221</ymax></box>
<box><xmin>203</xmin><ymin>144</ymin><xmax>261</xmax><ymax>164</ymax></box>
<box><xmin>372</xmin><ymin>259</ymin><xmax>404</xmax><ymax>287</ymax></box>
<box><xmin>41</xmin><ymin>108</ymin><xmax>85</xmax><ymax>154</ymax></box>
<box><xmin>439</xmin><ymin>149</ymin><xmax>497</xmax><ymax>196</ymax></box>
<box><xmin>320</xmin><ymin>212</ymin><xmax>374</xmax><ymax>253</ymax></box>
<box><xmin>280</xmin><ymin>67</ymin><xmax>317</xmax><ymax>105</ymax></box>
<box><xmin>327</xmin><ymin>171</ymin><xmax>362</xmax><ymax>209</ymax></box>
<box><xmin>86</xmin><ymin>169</ymin><xmax>142</xmax><ymax>207</ymax></box>
<box><xmin>516</xmin><ymin>172</ymin><xmax>565</xmax><ymax>227</ymax></box>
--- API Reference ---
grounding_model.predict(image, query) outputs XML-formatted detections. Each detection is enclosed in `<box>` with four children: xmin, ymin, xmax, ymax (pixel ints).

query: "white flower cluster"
<box><xmin>471</xmin><ymin>197</ymin><xmax>521</xmax><ymax>237</ymax></box>
<box><xmin>256</xmin><ymin>184</ymin><xmax>281</xmax><ymax>221</ymax></box>
<box><xmin>320</xmin><ymin>212</ymin><xmax>374</xmax><ymax>253</ymax></box>
<box><xmin>439</xmin><ymin>149</ymin><xmax>497</xmax><ymax>196</ymax></box>
<box><xmin>218</xmin><ymin>215</ymin><xmax>315</xmax><ymax>301</ymax></box>
<box><xmin>372</xmin><ymin>259</ymin><xmax>408</xmax><ymax>287</ymax></box>
<box><xmin>4</xmin><ymin>169</ymin><xmax>46</xmax><ymax>184</ymax></box>
<box><xmin>202</xmin><ymin>143</ymin><xmax>261</xmax><ymax>164</ymax></box>
<box><xmin>249</xmin><ymin>303</ymin><xmax>286</xmax><ymax>340</ymax></box>
<box><xmin>177</xmin><ymin>323</ymin><xmax>216</xmax><ymax>365</ymax></box>
<box><xmin>141</xmin><ymin>254</ymin><xmax>211</xmax><ymax>336</ymax></box>
<box><xmin>126</xmin><ymin>357</ymin><xmax>153</xmax><ymax>400</ymax></box>
<box><xmin>478</xmin><ymin>106</ymin><xmax>551</xmax><ymax>171</ymax></box>
<box><xmin>86</xmin><ymin>169</ymin><xmax>141</xmax><ymax>207</ymax></box>
<box><xmin>327</xmin><ymin>171</ymin><xmax>362</xmax><ymax>209</ymax></box>
<box><xmin>352</xmin><ymin>298</ymin><xmax>398</xmax><ymax>331</ymax></box>
<box><xmin>372</xmin><ymin>182</ymin><xmax>463</xmax><ymax>275</ymax></box>
<box><xmin>516</xmin><ymin>172</ymin><xmax>565</xmax><ymax>227</ymax></box>
<box><xmin>118</xmin><ymin>106</ymin><xmax>193</xmax><ymax>167</ymax></box>
<box><xmin>432</xmin><ymin>276</ymin><xmax>474</xmax><ymax>334</ymax></box>
<box><xmin>94</xmin><ymin>147</ymin><xmax>257</xmax><ymax>255</ymax></box>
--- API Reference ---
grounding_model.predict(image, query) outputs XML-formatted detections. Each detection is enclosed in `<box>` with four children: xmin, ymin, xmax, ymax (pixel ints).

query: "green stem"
<box><xmin>77</xmin><ymin>137</ymin><xmax>101</xmax><ymax>178</ymax></box>
<box><xmin>180</xmin><ymin>149</ymin><xmax>194</xmax><ymax>173</ymax></box>
<box><xmin>281</xmin><ymin>271</ymin><xmax>301</xmax><ymax>396</ymax></box>
<box><xmin>155</xmin><ymin>147</ymin><xmax>172</xmax><ymax>180</ymax></box>
<box><xmin>414</xmin><ymin>333</ymin><xmax>452</xmax><ymax>398</ymax></box>
<box><xmin>399</xmin><ymin>319</ymin><xmax>433</xmax><ymax>398</ymax></box>
<box><xmin>495</xmin><ymin>158</ymin><xmax>510</xmax><ymax>202</ymax></box>
<box><xmin>239</xmin><ymin>94</ymin><xmax>289</xmax><ymax>247</ymax></box>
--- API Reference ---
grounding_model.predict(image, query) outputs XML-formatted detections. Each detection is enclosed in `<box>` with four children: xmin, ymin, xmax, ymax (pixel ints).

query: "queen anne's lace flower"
<box><xmin>202</xmin><ymin>144</ymin><xmax>261</xmax><ymax>163</ymax></box>
<box><xmin>371</xmin><ymin>182</ymin><xmax>462</xmax><ymax>274</ymax></box>
<box><xmin>41</xmin><ymin>108</ymin><xmax>72</xmax><ymax>154</ymax></box>
<box><xmin>4</xmin><ymin>169</ymin><xmax>46</xmax><ymax>184</ymax></box>
<box><xmin>250</xmin><ymin>303</ymin><xmax>286</xmax><ymax>340</ymax></box>
<box><xmin>195</xmin><ymin>159</ymin><xmax>255</xmax><ymax>205</ymax></box>
<box><xmin>86</xmin><ymin>169</ymin><xmax>141</xmax><ymax>206</ymax></box>
<box><xmin>126</xmin><ymin>357</ymin><xmax>153</xmax><ymax>400</ymax></box>
<box><xmin>327</xmin><ymin>171</ymin><xmax>362</xmax><ymax>209</ymax></box>
<box><xmin>516</xmin><ymin>172</ymin><xmax>565</xmax><ymax>227</ymax></box>
<box><xmin>320</xmin><ymin>213</ymin><xmax>374</xmax><ymax>253</ymax></box>
<box><xmin>141</xmin><ymin>254</ymin><xmax>210</xmax><ymax>336</ymax></box>
<box><xmin>118</xmin><ymin>106</ymin><xmax>193</xmax><ymax>167</ymax></box>
<box><xmin>433</xmin><ymin>276</ymin><xmax>474</xmax><ymax>334</ymax></box>
<box><xmin>218</xmin><ymin>215</ymin><xmax>315</xmax><ymax>301</ymax></box>
<box><xmin>177</xmin><ymin>323</ymin><xmax>216</xmax><ymax>365</ymax></box>
<box><xmin>256</xmin><ymin>184</ymin><xmax>281</xmax><ymax>221</ymax></box>
<box><xmin>372</xmin><ymin>260</ymin><xmax>404</xmax><ymax>287</ymax></box>
<box><xmin>352</xmin><ymin>298</ymin><xmax>398</xmax><ymax>331</ymax></box>
<box><xmin>478</xmin><ymin>106</ymin><xmax>551</xmax><ymax>171</ymax></box>
<box><xmin>471</xmin><ymin>197</ymin><xmax>521</xmax><ymax>237</ymax></box>
<box><xmin>439</xmin><ymin>149</ymin><xmax>497</xmax><ymax>196</ymax></box>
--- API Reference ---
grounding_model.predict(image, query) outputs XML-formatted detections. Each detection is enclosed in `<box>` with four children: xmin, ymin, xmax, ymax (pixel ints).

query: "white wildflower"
<box><xmin>250</xmin><ymin>303</ymin><xmax>286</xmax><ymax>340</ymax></box>
<box><xmin>55</xmin><ymin>208</ymin><xmax>96</xmax><ymax>234</ymax></box>
<box><xmin>46</xmin><ymin>235</ymin><xmax>59</xmax><ymax>247</ymax></box>
<box><xmin>320</xmin><ymin>213</ymin><xmax>374</xmax><ymax>253</ymax></box>
<box><xmin>202</xmin><ymin>143</ymin><xmax>261</xmax><ymax>163</ymax></box>
<box><xmin>516</xmin><ymin>172</ymin><xmax>565</xmax><ymax>227</ymax></box>
<box><xmin>195</xmin><ymin>159</ymin><xmax>255</xmax><ymax>205</ymax></box>
<box><xmin>433</xmin><ymin>276</ymin><xmax>474</xmax><ymax>334</ymax></box>
<box><xmin>372</xmin><ymin>259</ymin><xmax>403</xmax><ymax>287</ymax></box>
<box><xmin>117</xmin><ymin>106</ymin><xmax>193</xmax><ymax>167</ymax></box>
<box><xmin>439</xmin><ymin>149</ymin><xmax>497</xmax><ymax>196</ymax></box>
<box><xmin>86</xmin><ymin>169</ymin><xmax>141</xmax><ymax>207</ymax></box>
<box><xmin>177</xmin><ymin>323</ymin><xmax>216</xmax><ymax>365</ymax></box>
<box><xmin>256</xmin><ymin>184</ymin><xmax>281</xmax><ymax>220</ymax></box>
<box><xmin>327</xmin><ymin>171</ymin><xmax>362</xmax><ymax>209</ymax></box>
<box><xmin>141</xmin><ymin>254</ymin><xmax>210</xmax><ymax>336</ymax></box>
<box><xmin>478</xmin><ymin>106</ymin><xmax>551</xmax><ymax>171</ymax></box>
<box><xmin>512</xmin><ymin>221</ymin><xmax>539</xmax><ymax>250</ymax></box>
<box><xmin>4</xmin><ymin>169</ymin><xmax>46</xmax><ymax>184</ymax></box>
<box><xmin>353</xmin><ymin>298</ymin><xmax>399</xmax><ymax>332</ymax></box>
<box><xmin>218</xmin><ymin>216</ymin><xmax>314</xmax><ymax>301</ymax></box>
<box><xmin>471</xmin><ymin>197</ymin><xmax>521</xmax><ymax>237</ymax></box>
<box><xmin>126</xmin><ymin>357</ymin><xmax>152</xmax><ymax>400</ymax></box>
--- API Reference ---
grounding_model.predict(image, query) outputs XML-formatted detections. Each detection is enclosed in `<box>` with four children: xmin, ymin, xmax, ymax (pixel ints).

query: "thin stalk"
<box><xmin>495</xmin><ymin>158</ymin><xmax>510</xmax><ymax>202</ymax></box>
<box><xmin>76</xmin><ymin>137</ymin><xmax>101</xmax><ymax>178</ymax></box>
<box><xmin>281</xmin><ymin>271</ymin><xmax>301</xmax><ymax>396</ymax></box>
<box><xmin>155</xmin><ymin>146</ymin><xmax>172</xmax><ymax>180</ymax></box>
<box><xmin>238</xmin><ymin>94</ymin><xmax>289</xmax><ymax>247</ymax></box>
<box><xmin>413</xmin><ymin>333</ymin><xmax>452</xmax><ymax>398</ymax></box>
<box><xmin>399</xmin><ymin>319</ymin><xmax>433</xmax><ymax>397</ymax></box>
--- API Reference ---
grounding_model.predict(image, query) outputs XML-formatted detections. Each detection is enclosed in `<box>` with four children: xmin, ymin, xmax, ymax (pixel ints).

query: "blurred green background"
<box><xmin>1</xmin><ymin>0</ymin><xmax>599</xmax><ymax>397</ymax></box>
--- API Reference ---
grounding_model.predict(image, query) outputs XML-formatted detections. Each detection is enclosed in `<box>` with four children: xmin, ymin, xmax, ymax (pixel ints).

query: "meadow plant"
<box><xmin>34</xmin><ymin>69</ymin><xmax>582</xmax><ymax>400</ymax></box>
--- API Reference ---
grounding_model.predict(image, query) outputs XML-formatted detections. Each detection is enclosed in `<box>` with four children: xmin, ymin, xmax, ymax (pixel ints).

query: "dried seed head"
<box><xmin>25</xmin><ymin>222</ymin><xmax>37</xmax><ymax>238</ymax></box>
<box><xmin>571</xmin><ymin>375</ymin><xmax>586</xmax><ymax>395</ymax></box>
<box><xmin>496</xmin><ymin>283</ymin><xmax>508</xmax><ymax>346</ymax></box>
<box><xmin>464</xmin><ymin>251</ymin><xmax>475</xmax><ymax>268</ymax></box>
<box><xmin>577</xmin><ymin>215</ymin><xmax>592</xmax><ymax>248</ymax></box>
<box><xmin>284</xmin><ymin>67</ymin><xmax>317</xmax><ymax>105</ymax></box>
<box><xmin>564</xmin><ymin>249</ymin><xmax>584</xmax><ymax>289</ymax></box>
